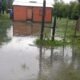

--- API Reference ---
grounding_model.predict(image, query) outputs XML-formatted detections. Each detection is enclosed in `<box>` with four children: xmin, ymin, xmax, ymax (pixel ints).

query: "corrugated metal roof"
<box><xmin>13</xmin><ymin>0</ymin><xmax>53</xmax><ymax>8</ymax></box>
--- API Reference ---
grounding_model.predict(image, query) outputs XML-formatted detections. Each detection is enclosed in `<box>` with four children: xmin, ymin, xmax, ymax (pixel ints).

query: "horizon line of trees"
<box><xmin>53</xmin><ymin>0</ymin><xmax>80</xmax><ymax>20</ymax></box>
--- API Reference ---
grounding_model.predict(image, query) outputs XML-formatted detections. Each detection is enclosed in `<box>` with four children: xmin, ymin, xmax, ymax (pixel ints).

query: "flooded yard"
<box><xmin>0</xmin><ymin>21</ymin><xmax>80</xmax><ymax>80</ymax></box>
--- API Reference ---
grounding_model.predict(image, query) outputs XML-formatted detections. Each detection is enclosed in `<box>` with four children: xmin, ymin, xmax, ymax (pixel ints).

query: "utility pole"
<box><xmin>52</xmin><ymin>11</ymin><xmax>57</xmax><ymax>41</ymax></box>
<box><xmin>74</xmin><ymin>0</ymin><xmax>80</xmax><ymax>37</ymax></box>
<box><xmin>78</xmin><ymin>0</ymin><xmax>80</xmax><ymax>31</ymax></box>
<box><xmin>40</xmin><ymin>0</ymin><xmax>46</xmax><ymax>40</ymax></box>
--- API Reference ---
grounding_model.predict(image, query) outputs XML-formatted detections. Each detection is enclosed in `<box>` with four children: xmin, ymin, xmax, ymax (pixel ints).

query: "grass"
<box><xmin>56</xmin><ymin>18</ymin><xmax>76</xmax><ymax>37</ymax></box>
<box><xmin>0</xmin><ymin>12</ymin><xmax>11</xmax><ymax>26</ymax></box>
<box><xmin>35</xmin><ymin>39</ymin><xmax>71</xmax><ymax>47</ymax></box>
<box><xmin>0</xmin><ymin>12</ymin><xmax>11</xmax><ymax>45</ymax></box>
<box><xmin>35</xmin><ymin>18</ymin><xmax>80</xmax><ymax>47</ymax></box>
<box><xmin>0</xmin><ymin>13</ymin><xmax>11</xmax><ymax>29</ymax></box>
<box><xmin>0</xmin><ymin>12</ymin><xmax>10</xmax><ymax>20</ymax></box>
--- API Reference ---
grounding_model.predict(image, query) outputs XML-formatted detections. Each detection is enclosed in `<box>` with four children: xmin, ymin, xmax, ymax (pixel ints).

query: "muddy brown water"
<box><xmin>0</xmin><ymin>22</ymin><xmax>80</xmax><ymax>80</ymax></box>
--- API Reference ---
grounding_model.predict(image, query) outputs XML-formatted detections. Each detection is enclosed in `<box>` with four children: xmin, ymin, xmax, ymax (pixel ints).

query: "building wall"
<box><xmin>33</xmin><ymin>7</ymin><xmax>52</xmax><ymax>22</ymax></box>
<box><xmin>13</xmin><ymin>6</ymin><xmax>52</xmax><ymax>23</ymax></box>
<box><xmin>26</xmin><ymin>7</ymin><xmax>33</xmax><ymax>20</ymax></box>
<box><xmin>13</xmin><ymin>6</ymin><xmax>27</xmax><ymax>21</ymax></box>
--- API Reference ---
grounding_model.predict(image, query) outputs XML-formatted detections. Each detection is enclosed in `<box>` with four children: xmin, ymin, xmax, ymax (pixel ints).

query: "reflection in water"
<box><xmin>38</xmin><ymin>47</ymin><xmax>55</xmax><ymax>80</ymax></box>
<box><xmin>72</xmin><ymin>43</ymin><xmax>80</xmax><ymax>70</ymax></box>
<box><xmin>13</xmin><ymin>22</ymin><xmax>41</xmax><ymax>36</ymax></box>
<box><xmin>38</xmin><ymin>46</ymin><xmax>80</xmax><ymax>80</ymax></box>
<box><xmin>0</xmin><ymin>21</ymin><xmax>80</xmax><ymax>80</ymax></box>
<box><xmin>50</xmin><ymin>47</ymin><xmax>54</xmax><ymax>65</ymax></box>
<box><xmin>38</xmin><ymin>46</ymin><xmax>43</xmax><ymax>80</ymax></box>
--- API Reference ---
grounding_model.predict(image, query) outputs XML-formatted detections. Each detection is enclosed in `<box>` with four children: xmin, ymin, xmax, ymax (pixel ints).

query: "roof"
<box><xmin>13</xmin><ymin>0</ymin><xmax>53</xmax><ymax>8</ymax></box>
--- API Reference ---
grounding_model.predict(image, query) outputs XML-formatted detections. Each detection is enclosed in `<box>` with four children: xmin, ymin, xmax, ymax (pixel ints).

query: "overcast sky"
<box><xmin>15</xmin><ymin>0</ymin><xmax>76</xmax><ymax>4</ymax></box>
<box><xmin>45</xmin><ymin>0</ymin><xmax>76</xmax><ymax>4</ymax></box>
<box><xmin>63</xmin><ymin>0</ymin><xmax>76</xmax><ymax>3</ymax></box>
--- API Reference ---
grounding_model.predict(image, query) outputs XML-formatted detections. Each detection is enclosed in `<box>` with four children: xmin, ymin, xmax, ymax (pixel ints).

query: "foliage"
<box><xmin>2</xmin><ymin>0</ymin><xmax>6</xmax><ymax>10</ymax></box>
<box><xmin>35</xmin><ymin>18</ymin><xmax>80</xmax><ymax>47</ymax></box>
<box><xmin>53</xmin><ymin>0</ymin><xmax>80</xmax><ymax>20</ymax></box>
<box><xmin>35</xmin><ymin>39</ymin><xmax>71</xmax><ymax>47</ymax></box>
<box><xmin>0</xmin><ymin>13</ymin><xmax>10</xmax><ymax>20</ymax></box>
<box><xmin>7</xmin><ymin>0</ymin><xmax>13</xmax><ymax>9</ymax></box>
<box><xmin>0</xmin><ymin>13</ymin><xmax>11</xmax><ymax>45</ymax></box>
<box><xmin>70</xmin><ymin>2</ymin><xmax>80</xmax><ymax>20</ymax></box>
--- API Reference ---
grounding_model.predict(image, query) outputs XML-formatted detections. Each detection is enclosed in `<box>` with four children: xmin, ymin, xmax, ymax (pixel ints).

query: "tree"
<box><xmin>2</xmin><ymin>0</ymin><xmax>6</xmax><ymax>14</ymax></box>
<box><xmin>0</xmin><ymin>1</ymin><xmax>2</xmax><ymax>14</ymax></box>
<box><xmin>53</xmin><ymin>0</ymin><xmax>80</xmax><ymax>20</ymax></box>
<box><xmin>7</xmin><ymin>0</ymin><xmax>13</xmax><ymax>9</ymax></box>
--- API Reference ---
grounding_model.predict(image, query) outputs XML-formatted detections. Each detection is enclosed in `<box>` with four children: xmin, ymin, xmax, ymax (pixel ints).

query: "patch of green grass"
<box><xmin>56</xmin><ymin>18</ymin><xmax>76</xmax><ymax>38</ymax></box>
<box><xmin>0</xmin><ymin>12</ymin><xmax>11</xmax><ymax>27</ymax></box>
<box><xmin>35</xmin><ymin>39</ymin><xmax>71</xmax><ymax>47</ymax></box>
<box><xmin>0</xmin><ymin>13</ymin><xmax>11</xmax><ymax>45</ymax></box>
<box><xmin>0</xmin><ymin>13</ymin><xmax>10</xmax><ymax>21</ymax></box>
<box><xmin>37</xmin><ymin>18</ymin><xmax>80</xmax><ymax>47</ymax></box>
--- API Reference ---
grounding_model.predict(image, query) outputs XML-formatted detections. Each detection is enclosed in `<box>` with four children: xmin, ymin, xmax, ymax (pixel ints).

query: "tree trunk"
<box><xmin>76</xmin><ymin>17</ymin><xmax>80</xmax><ymax>31</ymax></box>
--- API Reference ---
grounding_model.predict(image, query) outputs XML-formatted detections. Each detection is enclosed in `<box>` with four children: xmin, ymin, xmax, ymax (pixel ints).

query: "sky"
<box><xmin>36</xmin><ymin>0</ymin><xmax>76</xmax><ymax>4</ymax></box>
<box><xmin>46</xmin><ymin>0</ymin><xmax>76</xmax><ymax>4</ymax></box>
<box><xmin>15</xmin><ymin>0</ymin><xmax>76</xmax><ymax>4</ymax></box>
<box><xmin>63</xmin><ymin>0</ymin><xmax>75</xmax><ymax>3</ymax></box>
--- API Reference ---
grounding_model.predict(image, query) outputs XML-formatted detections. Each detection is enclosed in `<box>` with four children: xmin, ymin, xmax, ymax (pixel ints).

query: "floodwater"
<box><xmin>0</xmin><ymin>22</ymin><xmax>80</xmax><ymax>80</ymax></box>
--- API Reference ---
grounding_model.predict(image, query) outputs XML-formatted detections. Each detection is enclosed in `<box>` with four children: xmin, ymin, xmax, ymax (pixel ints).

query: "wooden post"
<box><xmin>52</xmin><ymin>15</ymin><xmax>56</xmax><ymax>41</ymax></box>
<box><xmin>40</xmin><ymin>0</ymin><xmax>46</xmax><ymax>40</ymax></box>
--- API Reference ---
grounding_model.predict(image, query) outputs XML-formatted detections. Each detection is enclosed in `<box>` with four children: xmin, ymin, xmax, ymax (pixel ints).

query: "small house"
<box><xmin>12</xmin><ymin>0</ymin><xmax>53</xmax><ymax>23</ymax></box>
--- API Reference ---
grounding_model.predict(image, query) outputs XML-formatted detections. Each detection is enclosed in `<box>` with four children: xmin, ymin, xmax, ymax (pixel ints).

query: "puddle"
<box><xmin>0</xmin><ymin>22</ymin><xmax>80</xmax><ymax>80</ymax></box>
